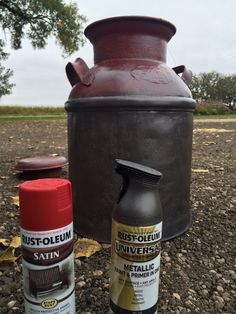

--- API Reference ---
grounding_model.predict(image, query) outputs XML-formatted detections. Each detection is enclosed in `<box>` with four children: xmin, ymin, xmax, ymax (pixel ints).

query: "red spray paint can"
<box><xmin>19</xmin><ymin>178</ymin><xmax>75</xmax><ymax>314</ymax></box>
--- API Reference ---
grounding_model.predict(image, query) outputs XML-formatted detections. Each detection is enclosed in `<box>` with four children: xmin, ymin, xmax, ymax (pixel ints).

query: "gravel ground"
<box><xmin>0</xmin><ymin>119</ymin><xmax>235</xmax><ymax>313</ymax></box>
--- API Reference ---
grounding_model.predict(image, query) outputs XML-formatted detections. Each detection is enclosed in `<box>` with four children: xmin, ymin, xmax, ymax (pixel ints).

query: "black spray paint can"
<box><xmin>110</xmin><ymin>159</ymin><xmax>163</xmax><ymax>313</ymax></box>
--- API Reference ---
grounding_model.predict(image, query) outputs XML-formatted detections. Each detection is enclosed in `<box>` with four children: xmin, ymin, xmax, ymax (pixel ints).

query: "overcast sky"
<box><xmin>0</xmin><ymin>0</ymin><xmax>235</xmax><ymax>106</ymax></box>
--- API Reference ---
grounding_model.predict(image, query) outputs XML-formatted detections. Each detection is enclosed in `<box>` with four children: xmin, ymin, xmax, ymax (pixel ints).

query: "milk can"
<box><xmin>65</xmin><ymin>16</ymin><xmax>196</xmax><ymax>242</ymax></box>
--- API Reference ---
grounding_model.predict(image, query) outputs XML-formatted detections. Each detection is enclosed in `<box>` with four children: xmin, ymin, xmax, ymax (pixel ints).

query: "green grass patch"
<box><xmin>0</xmin><ymin>114</ymin><xmax>66</xmax><ymax>121</ymax></box>
<box><xmin>0</xmin><ymin>106</ymin><xmax>66</xmax><ymax>121</ymax></box>
<box><xmin>194</xmin><ymin>114</ymin><xmax>236</xmax><ymax>120</ymax></box>
<box><xmin>0</xmin><ymin>105</ymin><xmax>65</xmax><ymax>116</ymax></box>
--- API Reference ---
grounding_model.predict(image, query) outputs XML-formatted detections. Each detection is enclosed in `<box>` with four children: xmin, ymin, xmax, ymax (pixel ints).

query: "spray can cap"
<box><xmin>19</xmin><ymin>178</ymin><xmax>72</xmax><ymax>231</ymax></box>
<box><xmin>115</xmin><ymin>159</ymin><xmax>162</xmax><ymax>183</ymax></box>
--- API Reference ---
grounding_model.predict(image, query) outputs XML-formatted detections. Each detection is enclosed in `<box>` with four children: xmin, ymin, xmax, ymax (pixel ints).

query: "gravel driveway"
<box><xmin>0</xmin><ymin>119</ymin><xmax>235</xmax><ymax>313</ymax></box>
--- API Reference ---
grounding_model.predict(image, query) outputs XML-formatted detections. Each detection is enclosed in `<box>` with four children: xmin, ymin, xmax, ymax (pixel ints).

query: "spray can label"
<box><xmin>110</xmin><ymin>220</ymin><xmax>162</xmax><ymax>313</ymax></box>
<box><xmin>21</xmin><ymin>222</ymin><xmax>75</xmax><ymax>314</ymax></box>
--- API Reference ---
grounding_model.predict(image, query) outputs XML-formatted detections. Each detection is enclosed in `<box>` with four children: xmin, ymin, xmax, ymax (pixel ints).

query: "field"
<box><xmin>0</xmin><ymin>106</ymin><xmax>66</xmax><ymax>120</ymax></box>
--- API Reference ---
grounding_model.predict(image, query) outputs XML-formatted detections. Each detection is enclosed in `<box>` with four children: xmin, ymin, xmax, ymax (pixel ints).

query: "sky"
<box><xmin>0</xmin><ymin>0</ymin><xmax>235</xmax><ymax>106</ymax></box>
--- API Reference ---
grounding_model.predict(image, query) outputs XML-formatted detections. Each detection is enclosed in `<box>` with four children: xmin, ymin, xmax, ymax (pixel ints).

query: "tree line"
<box><xmin>190</xmin><ymin>71</ymin><xmax>236</xmax><ymax>109</ymax></box>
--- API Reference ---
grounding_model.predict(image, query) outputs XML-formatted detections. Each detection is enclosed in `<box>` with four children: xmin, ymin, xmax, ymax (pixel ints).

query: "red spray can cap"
<box><xmin>19</xmin><ymin>178</ymin><xmax>72</xmax><ymax>231</ymax></box>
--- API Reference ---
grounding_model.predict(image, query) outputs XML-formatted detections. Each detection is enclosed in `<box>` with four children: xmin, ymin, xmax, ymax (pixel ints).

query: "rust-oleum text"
<box><xmin>22</xmin><ymin>231</ymin><xmax>72</xmax><ymax>246</ymax></box>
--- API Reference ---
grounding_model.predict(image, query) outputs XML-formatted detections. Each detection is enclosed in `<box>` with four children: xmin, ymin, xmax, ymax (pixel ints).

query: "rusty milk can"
<box><xmin>65</xmin><ymin>16</ymin><xmax>196</xmax><ymax>242</ymax></box>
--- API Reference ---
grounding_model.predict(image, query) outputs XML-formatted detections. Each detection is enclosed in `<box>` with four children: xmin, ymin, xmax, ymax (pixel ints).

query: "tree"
<box><xmin>0</xmin><ymin>39</ymin><xmax>14</xmax><ymax>96</ymax></box>
<box><xmin>217</xmin><ymin>75</ymin><xmax>236</xmax><ymax>109</ymax></box>
<box><xmin>190</xmin><ymin>71</ymin><xmax>236</xmax><ymax>109</ymax></box>
<box><xmin>0</xmin><ymin>0</ymin><xmax>87</xmax><ymax>97</ymax></box>
<box><xmin>190</xmin><ymin>71</ymin><xmax>223</xmax><ymax>101</ymax></box>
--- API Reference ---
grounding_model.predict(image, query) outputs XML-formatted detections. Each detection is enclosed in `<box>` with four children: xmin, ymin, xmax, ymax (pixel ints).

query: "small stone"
<box><xmin>93</xmin><ymin>270</ymin><xmax>103</xmax><ymax>276</ymax></box>
<box><xmin>0</xmin><ymin>225</ymin><xmax>6</xmax><ymax>231</ymax></box>
<box><xmin>217</xmin><ymin>258</ymin><xmax>225</xmax><ymax>264</ymax></box>
<box><xmin>185</xmin><ymin>300</ymin><xmax>193</xmax><ymax>306</ymax></box>
<box><xmin>77</xmin><ymin>281</ymin><xmax>86</xmax><ymax>288</ymax></box>
<box><xmin>222</xmin><ymin>278</ymin><xmax>230</xmax><ymax>284</ymax></box>
<box><xmin>231</xmin><ymin>285</ymin><xmax>236</xmax><ymax>292</ymax></box>
<box><xmin>8</xmin><ymin>301</ymin><xmax>16</xmax><ymax>308</ymax></box>
<box><xmin>216</xmin><ymin>296</ymin><xmax>224</xmax><ymax>302</ymax></box>
<box><xmin>177</xmin><ymin>306</ymin><xmax>184</xmax><ymax>311</ymax></box>
<box><xmin>75</xmin><ymin>259</ymin><xmax>81</xmax><ymax>267</ymax></box>
<box><xmin>177</xmin><ymin>253</ymin><xmax>186</xmax><ymax>264</ymax></box>
<box><xmin>222</xmin><ymin>292</ymin><xmax>230</xmax><ymax>301</ymax></box>
<box><xmin>103</xmin><ymin>283</ymin><xmax>109</xmax><ymax>289</ymax></box>
<box><xmin>215</xmin><ymin>296</ymin><xmax>224</xmax><ymax>309</ymax></box>
<box><xmin>178</xmin><ymin>270</ymin><xmax>189</xmax><ymax>281</ymax></box>
<box><xmin>213</xmin><ymin>291</ymin><xmax>219</xmax><ymax>297</ymax></box>
<box><xmin>229</xmin><ymin>270</ymin><xmax>236</xmax><ymax>279</ymax></box>
<box><xmin>173</xmin><ymin>293</ymin><xmax>181</xmax><ymax>300</ymax></box>
<box><xmin>164</xmin><ymin>256</ymin><xmax>171</xmax><ymax>262</ymax></box>
<box><xmin>217</xmin><ymin>285</ymin><xmax>224</xmax><ymax>293</ymax></box>
<box><xmin>201</xmin><ymin>289</ymin><xmax>208</xmax><ymax>296</ymax></box>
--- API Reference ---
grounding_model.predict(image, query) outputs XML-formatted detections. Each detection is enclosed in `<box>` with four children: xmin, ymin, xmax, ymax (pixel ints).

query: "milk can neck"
<box><xmin>91</xmin><ymin>35</ymin><xmax>167</xmax><ymax>64</ymax></box>
<box><xmin>85</xmin><ymin>16</ymin><xmax>176</xmax><ymax>64</ymax></box>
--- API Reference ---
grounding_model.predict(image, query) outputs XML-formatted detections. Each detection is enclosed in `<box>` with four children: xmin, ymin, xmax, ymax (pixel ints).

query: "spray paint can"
<box><xmin>19</xmin><ymin>178</ymin><xmax>75</xmax><ymax>314</ymax></box>
<box><xmin>110</xmin><ymin>159</ymin><xmax>163</xmax><ymax>314</ymax></box>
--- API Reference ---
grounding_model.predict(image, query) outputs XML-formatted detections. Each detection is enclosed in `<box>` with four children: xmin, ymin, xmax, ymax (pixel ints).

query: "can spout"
<box><xmin>115</xmin><ymin>159</ymin><xmax>162</xmax><ymax>184</ymax></box>
<box><xmin>115</xmin><ymin>159</ymin><xmax>162</xmax><ymax>204</ymax></box>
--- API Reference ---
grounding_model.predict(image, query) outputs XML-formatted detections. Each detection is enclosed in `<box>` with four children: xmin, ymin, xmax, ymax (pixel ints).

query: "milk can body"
<box><xmin>65</xmin><ymin>16</ymin><xmax>196</xmax><ymax>242</ymax></box>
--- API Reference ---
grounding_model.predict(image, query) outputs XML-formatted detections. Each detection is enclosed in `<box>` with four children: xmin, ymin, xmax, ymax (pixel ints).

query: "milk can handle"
<box><xmin>65</xmin><ymin>58</ymin><xmax>94</xmax><ymax>86</ymax></box>
<box><xmin>172</xmin><ymin>65</ymin><xmax>192</xmax><ymax>86</ymax></box>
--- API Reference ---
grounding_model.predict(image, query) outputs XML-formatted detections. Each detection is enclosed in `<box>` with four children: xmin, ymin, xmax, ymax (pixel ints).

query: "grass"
<box><xmin>0</xmin><ymin>105</ymin><xmax>65</xmax><ymax>115</ymax></box>
<box><xmin>0</xmin><ymin>115</ymin><xmax>66</xmax><ymax>121</ymax></box>
<box><xmin>0</xmin><ymin>105</ymin><xmax>235</xmax><ymax>121</ymax></box>
<box><xmin>0</xmin><ymin>106</ymin><xmax>66</xmax><ymax>120</ymax></box>
<box><xmin>194</xmin><ymin>114</ymin><xmax>236</xmax><ymax>120</ymax></box>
